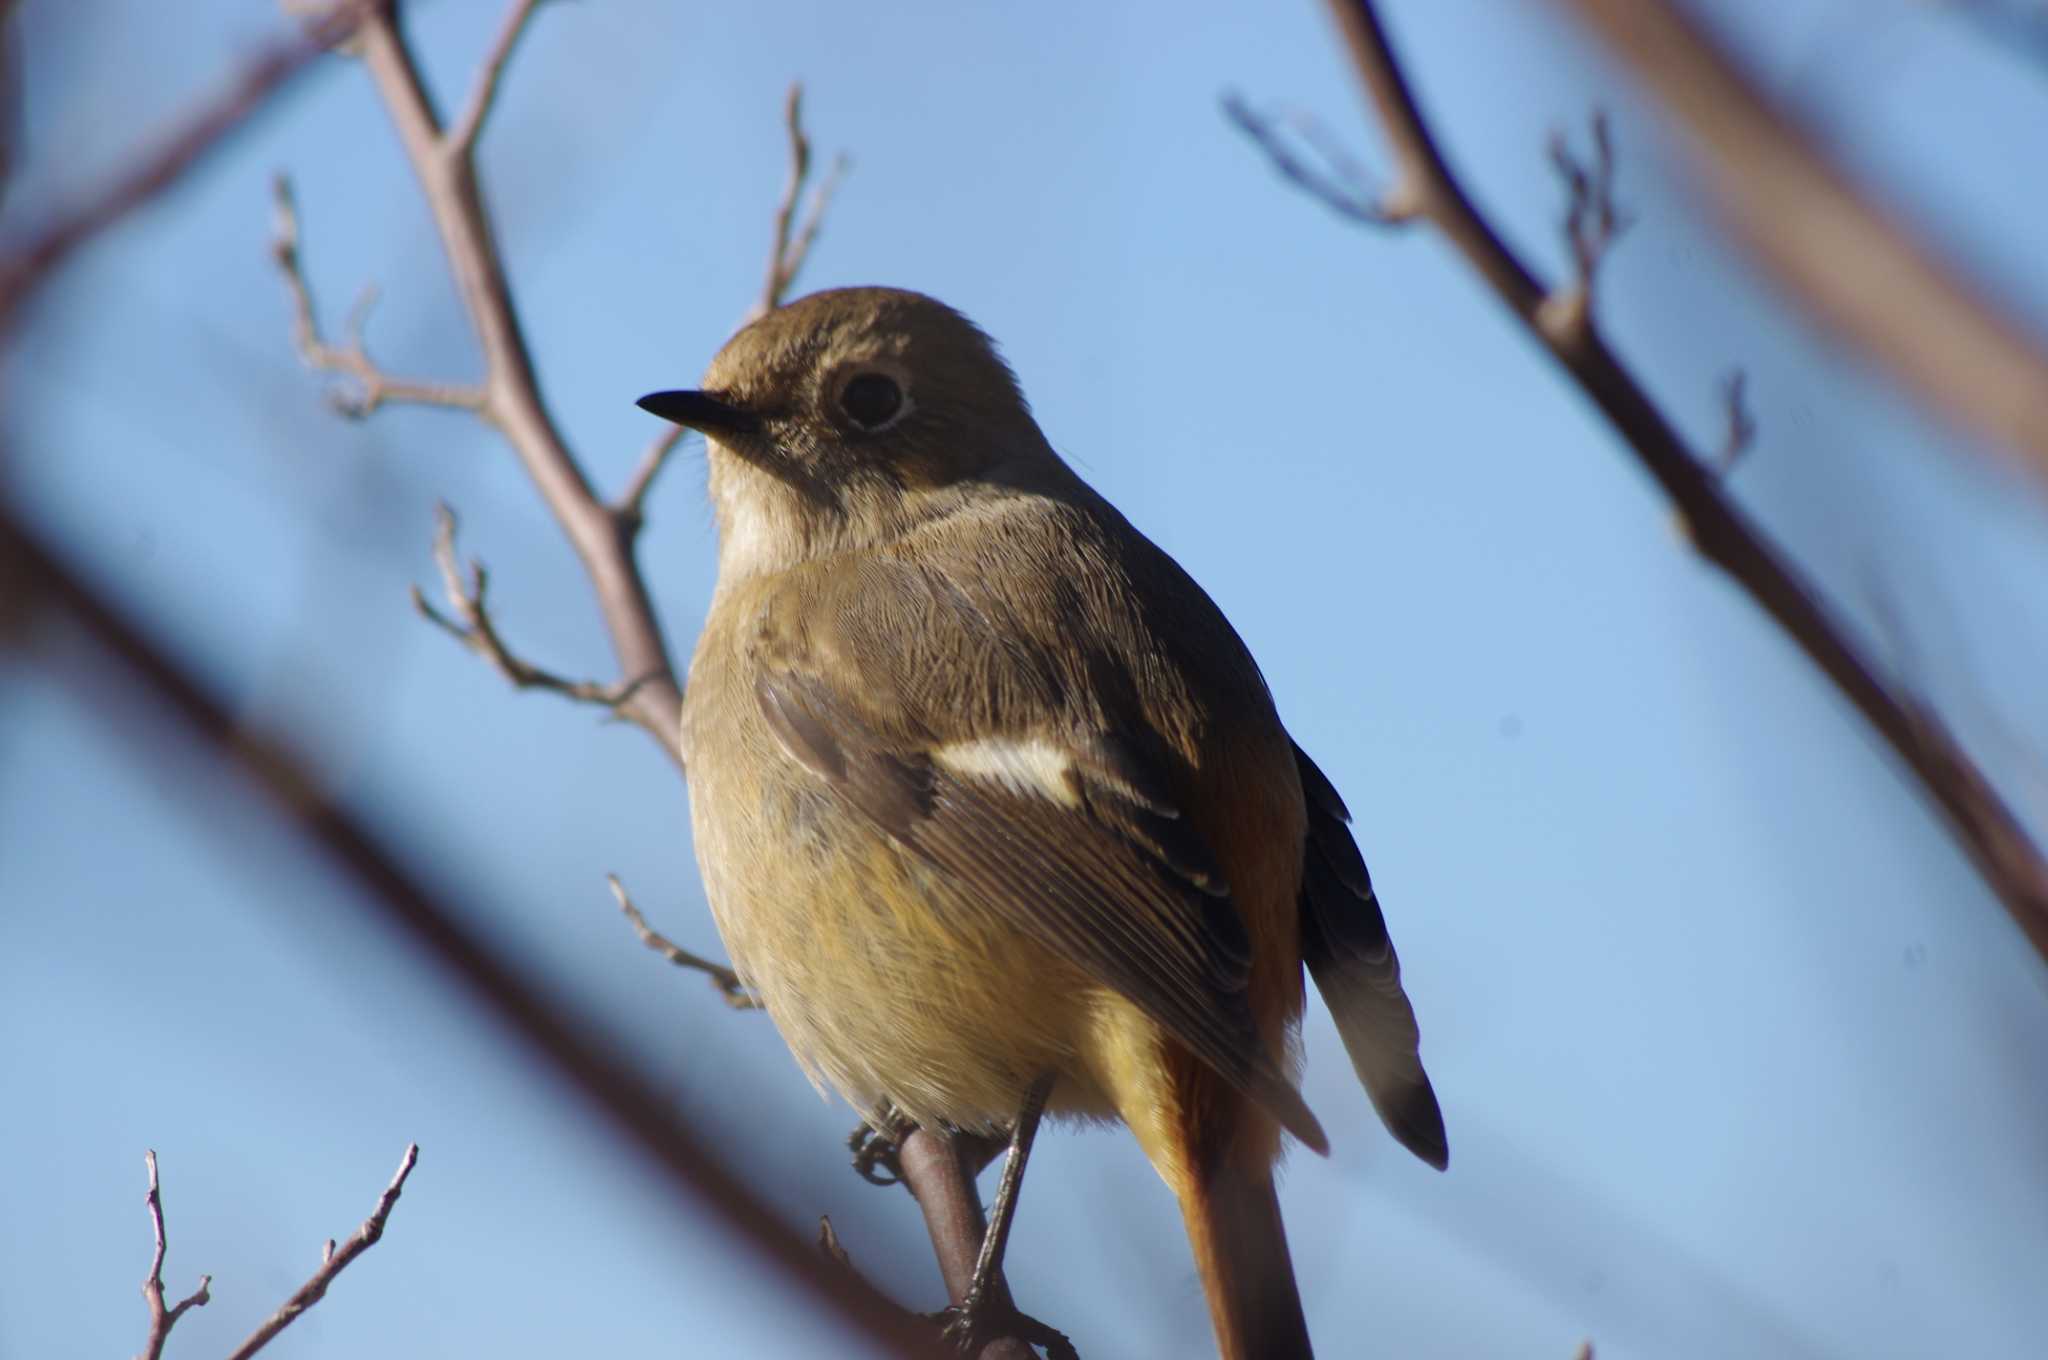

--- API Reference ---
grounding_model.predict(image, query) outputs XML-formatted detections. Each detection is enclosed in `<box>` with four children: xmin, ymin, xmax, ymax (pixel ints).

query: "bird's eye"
<box><xmin>838</xmin><ymin>372</ymin><xmax>905</xmax><ymax>430</ymax></box>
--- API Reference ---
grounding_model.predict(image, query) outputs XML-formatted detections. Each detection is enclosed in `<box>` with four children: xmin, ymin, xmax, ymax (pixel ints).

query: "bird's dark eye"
<box><xmin>839</xmin><ymin>372</ymin><xmax>904</xmax><ymax>429</ymax></box>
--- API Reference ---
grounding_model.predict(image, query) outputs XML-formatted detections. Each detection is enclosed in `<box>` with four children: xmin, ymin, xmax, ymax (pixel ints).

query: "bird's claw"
<box><xmin>848</xmin><ymin>1120</ymin><xmax>904</xmax><ymax>1187</ymax></box>
<box><xmin>931</xmin><ymin>1292</ymin><xmax>1079</xmax><ymax>1359</ymax></box>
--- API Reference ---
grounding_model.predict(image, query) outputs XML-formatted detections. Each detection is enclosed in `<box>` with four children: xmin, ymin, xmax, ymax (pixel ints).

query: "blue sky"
<box><xmin>4</xmin><ymin>2</ymin><xmax>2046</xmax><ymax>1356</ymax></box>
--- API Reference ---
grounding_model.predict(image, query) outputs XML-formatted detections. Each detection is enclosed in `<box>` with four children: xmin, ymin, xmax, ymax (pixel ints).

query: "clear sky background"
<box><xmin>4</xmin><ymin>2</ymin><xmax>2047</xmax><ymax>1357</ymax></box>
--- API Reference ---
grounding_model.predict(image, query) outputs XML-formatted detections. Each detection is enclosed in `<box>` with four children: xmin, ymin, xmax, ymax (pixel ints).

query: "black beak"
<box><xmin>636</xmin><ymin>389</ymin><xmax>760</xmax><ymax>437</ymax></box>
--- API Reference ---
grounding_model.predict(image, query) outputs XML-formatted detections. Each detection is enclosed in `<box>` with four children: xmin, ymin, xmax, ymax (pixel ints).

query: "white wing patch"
<box><xmin>932</xmin><ymin>738</ymin><xmax>1079</xmax><ymax>806</ymax></box>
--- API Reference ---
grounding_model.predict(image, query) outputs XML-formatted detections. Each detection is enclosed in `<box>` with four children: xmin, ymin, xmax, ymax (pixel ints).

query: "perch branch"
<box><xmin>136</xmin><ymin>1151</ymin><xmax>211</xmax><ymax>1360</ymax></box>
<box><xmin>1551</xmin><ymin>0</ymin><xmax>2048</xmax><ymax>496</ymax></box>
<box><xmin>224</xmin><ymin>1144</ymin><xmax>419</xmax><ymax>1360</ymax></box>
<box><xmin>0</xmin><ymin>0</ymin><xmax>368</xmax><ymax>321</ymax></box>
<box><xmin>1243</xmin><ymin>0</ymin><xmax>2048</xmax><ymax>961</ymax></box>
<box><xmin>607</xmin><ymin>873</ymin><xmax>759</xmax><ymax>1008</ymax></box>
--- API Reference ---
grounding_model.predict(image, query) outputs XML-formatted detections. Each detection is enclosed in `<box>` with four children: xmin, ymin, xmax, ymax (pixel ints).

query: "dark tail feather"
<box><xmin>1294</xmin><ymin>741</ymin><xmax>1449</xmax><ymax>1171</ymax></box>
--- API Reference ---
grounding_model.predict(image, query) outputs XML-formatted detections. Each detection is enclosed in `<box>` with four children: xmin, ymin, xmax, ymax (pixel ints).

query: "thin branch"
<box><xmin>326</xmin><ymin>5</ymin><xmax>685</xmax><ymax>748</ymax></box>
<box><xmin>1286</xmin><ymin>0</ymin><xmax>2048</xmax><ymax>961</ymax></box>
<box><xmin>1221</xmin><ymin>91</ymin><xmax>1414</xmax><ymax>225</ymax></box>
<box><xmin>755</xmin><ymin>84</ymin><xmax>849</xmax><ymax>320</ymax></box>
<box><xmin>0</xmin><ymin>0</ymin><xmax>368</xmax><ymax>321</ymax></box>
<box><xmin>411</xmin><ymin>502</ymin><xmax>649</xmax><ymax>711</ymax></box>
<box><xmin>1551</xmin><ymin>0</ymin><xmax>2048</xmax><ymax>498</ymax></box>
<box><xmin>1540</xmin><ymin>111</ymin><xmax>1631</xmax><ymax>341</ymax></box>
<box><xmin>607</xmin><ymin>873</ymin><xmax>759</xmax><ymax>1008</ymax></box>
<box><xmin>614</xmin><ymin>425</ymin><xmax>683</xmax><ymax>536</ymax></box>
<box><xmin>224</xmin><ymin>1144</ymin><xmax>419</xmax><ymax>1360</ymax></box>
<box><xmin>269</xmin><ymin>175</ymin><xmax>485</xmax><ymax>417</ymax></box>
<box><xmin>818</xmin><ymin>1215</ymin><xmax>853</xmax><ymax>1269</ymax></box>
<box><xmin>618</xmin><ymin>85</ymin><xmax>849</xmax><ymax>522</ymax></box>
<box><xmin>446</xmin><ymin>0</ymin><xmax>548</xmax><ymax>160</ymax></box>
<box><xmin>136</xmin><ymin>1151</ymin><xmax>211</xmax><ymax>1360</ymax></box>
<box><xmin>1713</xmin><ymin>369</ymin><xmax>1756</xmax><ymax>475</ymax></box>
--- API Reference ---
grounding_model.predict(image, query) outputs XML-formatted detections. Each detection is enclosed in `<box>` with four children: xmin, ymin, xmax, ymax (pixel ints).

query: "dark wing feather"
<box><xmin>754</xmin><ymin>643</ymin><xmax>1326</xmax><ymax>1153</ymax></box>
<box><xmin>1294</xmin><ymin>742</ymin><xmax>1448</xmax><ymax>1170</ymax></box>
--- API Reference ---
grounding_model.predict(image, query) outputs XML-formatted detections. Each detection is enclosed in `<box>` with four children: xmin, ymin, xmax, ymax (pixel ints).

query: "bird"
<box><xmin>639</xmin><ymin>286</ymin><xmax>1444</xmax><ymax>1360</ymax></box>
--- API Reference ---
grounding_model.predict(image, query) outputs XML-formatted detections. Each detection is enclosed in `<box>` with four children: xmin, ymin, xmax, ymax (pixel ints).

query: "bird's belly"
<box><xmin>691</xmin><ymin>769</ymin><xmax>1120</xmax><ymax>1134</ymax></box>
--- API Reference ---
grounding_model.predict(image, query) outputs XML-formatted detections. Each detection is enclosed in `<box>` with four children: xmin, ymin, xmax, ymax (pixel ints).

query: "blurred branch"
<box><xmin>0</xmin><ymin>0</ymin><xmax>366</xmax><ymax>321</ymax></box>
<box><xmin>607</xmin><ymin>873</ymin><xmax>760</xmax><ymax>1009</ymax></box>
<box><xmin>0</xmin><ymin>500</ymin><xmax>943</xmax><ymax>1357</ymax></box>
<box><xmin>1238</xmin><ymin>1</ymin><xmax>2048</xmax><ymax>962</ymax></box>
<box><xmin>279</xmin><ymin>6</ymin><xmax>1033</xmax><ymax>1351</ymax></box>
<box><xmin>1550</xmin><ymin>0</ymin><xmax>2048</xmax><ymax>498</ymax></box>
<box><xmin>224</xmin><ymin>1144</ymin><xmax>419</xmax><ymax>1360</ymax></box>
<box><xmin>137</xmin><ymin>1152</ymin><xmax>211</xmax><ymax>1360</ymax></box>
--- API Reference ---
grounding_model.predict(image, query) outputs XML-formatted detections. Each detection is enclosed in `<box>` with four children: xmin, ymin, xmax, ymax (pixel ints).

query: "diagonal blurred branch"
<box><xmin>0</xmin><ymin>0</ymin><xmax>367</xmax><ymax>322</ymax></box>
<box><xmin>0</xmin><ymin>499</ymin><xmax>941</xmax><ymax>1358</ymax></box>
<box><xmin>1250</xmin><ymin>0</ymin><xmax>2048</xmax><ymax>963</ymax></box>
<box><xmin>1550</xmin><ymin>0</ymin><xmax>2048</xmax><ymax>498</ymax></box>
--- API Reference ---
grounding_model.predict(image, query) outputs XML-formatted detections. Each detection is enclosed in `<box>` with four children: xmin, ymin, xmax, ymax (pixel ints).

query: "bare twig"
<box><xmin>1221</xmin><ymin>91</ymin><xmax>1414</xmax><ymax>225</ymax></box>
<box><xmin>263</xmin><ymin>0</ymin><xmax>686</xmax><ymax>749</ymax></box>
<box><xmin>1540</xmin><ymin>111</ymin><xmax>1630</xmax><ymax>341</ymax></box>
<box><xmin>270</xmin><ymin>176</ymin><xmax>485</xmax><ymax>417</ymax></box>
<box><xmin>137</xmin><ymin>1152</ymin><xmax>211</xmax><ymax>1360</ymax></box>
<box><xmin>818</xmin><ymin>1215</ymin><xmax>853</xmax><ymax>1269</ymax></box>
<box><xmin>224</xmin><ymin>1144</ymin><xmax>419</xmax><ymax>1360</ymax></box>
<box><xmin>0</xmin><ymin>0</ymin><xmax>368</xmax><ymax>321</ymax></box>
<box><xmin>614</xmin><ymin>425</ymin><xmax>683</xmax><ymax>536</ymax></box>
<box><xmin>446</xmin><ymin>0</ymin><xmax>548</xmax><ymax>160</ymax></box>
<box><xmin>1550</xmin><ymin>112</ymin><xmax>1628</xmax><ymax>291</ymax></box>
<box><xmin>1713</xmin><ymin>369</ymin><xmax>1756</xmax><ymax>475</ymax></box>
<box><xmin>1550</xmin><ymin>0</ymin><xmax>2048</xmax><ymax>497</ymax></box>
<box><xmin>607</xmin><ymin>873</ymin><xmax>759</xmax><ymax>1008</ymax></box>
<box><xmin>1260</xmin><ymin>0</ymin><xmax>2048</xmax><ymax>961</ymax></box>
<box><xmin>618</xmin><ymin>84</ymin><xmax>849</xmax><ymax>525</ymax></box>
<box><xmin>412</xmin><ymin>502</ymin><xmax>649</xmax><ymax>711</ymax></box>
<box><xmin>756</xmin><ymin>84</ymin><xmax>849</xmax><ymax>321</ymax></box>
<box><xmin>1</xmin><ymin>502</ymin><xmax>943</xmax><ymax>1357</ymax></box>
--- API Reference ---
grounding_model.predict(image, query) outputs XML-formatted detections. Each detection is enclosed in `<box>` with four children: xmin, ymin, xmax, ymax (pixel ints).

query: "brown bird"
<box><xmin>640</xmin><ymin>287</ymin><xmax>1444</xmax><ymax>1360</ymax></box>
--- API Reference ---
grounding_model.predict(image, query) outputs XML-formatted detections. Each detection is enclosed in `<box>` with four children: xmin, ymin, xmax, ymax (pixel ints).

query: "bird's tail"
<box><xmin>1178</xmin><ymin>1146</ymin><xmax>1313</xmax><ymax>1360</ymax></box>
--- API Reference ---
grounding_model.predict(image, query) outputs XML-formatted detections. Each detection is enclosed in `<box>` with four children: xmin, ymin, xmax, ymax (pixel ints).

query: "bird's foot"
<box><xmin>847</xmin><ymin>1117</ymin><xmax>905</xmax><ymax>1187</ymax></box>
<box><xmin>932</xmin><ymin>1290</ymin><xmax>1079</xmax><ymax>1359</ymax></box>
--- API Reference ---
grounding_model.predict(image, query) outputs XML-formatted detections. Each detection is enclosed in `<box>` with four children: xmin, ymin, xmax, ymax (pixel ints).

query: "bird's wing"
<box><xmin>1293</xmin><ymin>742</ymin><xmax>1447</xmax><ymax>1169</ymax></box>
<box><xmin>747</xmin><ymin>555</ymin><xmax>1326</xmax><ymax>1152</ymax></box>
